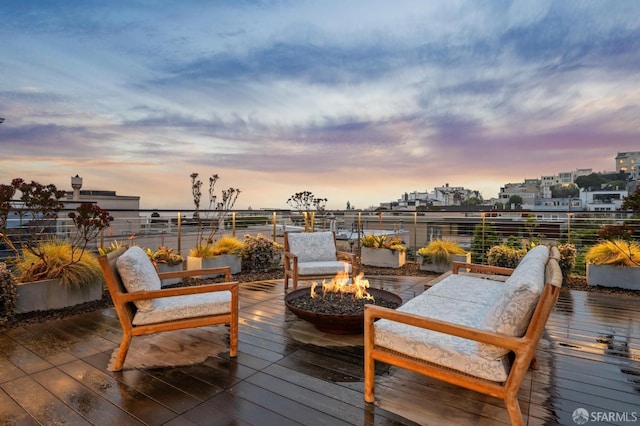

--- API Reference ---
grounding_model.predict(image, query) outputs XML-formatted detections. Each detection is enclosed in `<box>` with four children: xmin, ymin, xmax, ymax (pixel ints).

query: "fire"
<box><xmin>310</xmin><ymin>268</ymin><xmax>374</xmax><ymax>301</ymax></box>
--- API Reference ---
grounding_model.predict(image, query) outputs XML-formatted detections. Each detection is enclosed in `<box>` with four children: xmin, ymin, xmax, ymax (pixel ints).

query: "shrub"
<box><xmin>0</xmin><ymin>262</ymin><xmax>17</xmax><ymax>324</ymax></box>
<box><xmin>417</xmin><ymin>239</ymin><xmax>466</xmax><ymax>264</ymax></box>
<box><xmin>242</xmin><ymin>234</ymin><xmax>283</xmax><ymax>272</ymax></box>
<box><xmin>470</xmin><ymin>222</ymin><xmax>500</xmax><ymax>263</ymax></box>
<box><xmin>585</xmin><ymin>240</ymin><xmax>640</xmax><ymax>267</ymax></box>
<box><xmin>487</xmin><ymin>245</ymin><xmax>527</xmax><ymax>269</ymax></box>
<box><xmin>360</xmin><ymin>234</ymin><xmax>407</xmax><ymax>252</ymax></box>
<box><xmin>189</xmin><ymin>235</ymin><xmax>244</xmax><ymax>258</ymax></box>
<box><xmin>146</xmin><ymin>246</ymin><xmax>183</xmax><ymax>266</ymax></box>
<box><xmin>557</xmin><ymin>244</ymin><xmax>577</xmax><ymax>278</ymax></box>
<box><xmin>598</xmin><ymin>224</ymin><xmax>634</xmax><ymax>241</ymax></box>
<box><xmin>14</xmin><ymin>240</ymin><xmax>103</xmax><ymax>288</ymax></box>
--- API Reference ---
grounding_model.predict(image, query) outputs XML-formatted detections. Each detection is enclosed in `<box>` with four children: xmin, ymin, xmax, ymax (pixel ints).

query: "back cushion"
<box><xmin>116</xmin><ymin>246</ymin><xmax>161</xmax><ymax>312</ymax></box>
<box><xmin>287</xmin><ymin>232</ymin><xmax>337</xmax><ymax>262</ymax></box>
<box><xmin>479</xmin><ymin>245</ymin><xmax>548</xmax><ymax>359</ymax></box>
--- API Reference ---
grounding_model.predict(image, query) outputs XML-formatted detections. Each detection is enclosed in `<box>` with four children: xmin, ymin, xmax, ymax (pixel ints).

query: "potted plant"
<box><xmin>242</xmin><ymin>233</ymin><xmax>283</xmax><ymax>273</ymax></box>
<box><xmin>585</xmin><ymin>239</ymin><xmax>640</xmax><ymax>289</ymax></box>
<box><xmin>360</xmin><ymin>234</ymin><xmax>407</xmax><ymax>268</ymax></box>
<box><xmin>186</xmin><ymin>172</ymin><xmax>241</xmax><ymax>278</ymax></box>
<box><xmin>145</xmin><ymin>246</ymin><xmax>184</xmax><ymax>286</ymax></box>
<box><xmin>0</xmin><ymin>179</ymin><xmax>114</xmax><ymax>313</ymax></box>
<box><xmin>188</xmin><ymin>235</ymin><xmax>244</xmax><ymax>278</ymax></box>
<box><xmin>417</xmin><ymin>239</ymin><xmax>471</xmax><ymax>273</ymax></box>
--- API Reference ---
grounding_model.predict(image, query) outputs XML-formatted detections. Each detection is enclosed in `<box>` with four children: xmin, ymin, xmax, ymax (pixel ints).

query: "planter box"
<box><xmin>418</xmin><ymin>253</ymin><xmax>471</xmax><ymax>273</ymax></box>
<box><xmin>156</xmin><ymin>263</ymin><xmax>184</xmax><ymax>287</ymax></box>
<box><xmin>16</xmin><ymin>278</ymin><xmax>103</xmax><ymax>313</ymax></box>
<box><xmin>587</xmin><ymin>263</ymin><xmax>640</xmax><ymax>290</ymax></box>
<box><xmin>187</xmin><ymin>254</ymin><xmax>242</xmax><ymax>279</ymax></box>
<box><xmin>361</xmin><ymin>247</ymin><xmax>406</xmax><ymax>268</ymax></box>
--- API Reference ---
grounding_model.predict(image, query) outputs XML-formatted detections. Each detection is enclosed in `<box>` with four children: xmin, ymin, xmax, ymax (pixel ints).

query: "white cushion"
<box><xmin>116</xmin><ymin>246</ymin><xmax>160</xmax><ymax>312</ymax></box>
<box><xmin>298</xmin><ymin>261</ymin><xmax>351</xmax><ymax>276</ymax></box>
<box><xmin>374</xmin><ymin>290</ymin><xmax>511</xmax><ymax>382</ymax></box>
<box><xmin>426</xmin><ymin>274</ymin><xmax>504</xmax><ymax>305</ymax></box>
<box><xmin>478</xmin><ymin>245</ymin><xmax>548</xmax><ymax>359</ymax></box>
<box><xmin>287</xmin><ymin>231</ymin><xmax>337</xmax><ymax>262</ymax></box>
<box><xmin>132</xmin><ymin>291</ymin><xmax>231</xmax><ymax>326</ymax></box>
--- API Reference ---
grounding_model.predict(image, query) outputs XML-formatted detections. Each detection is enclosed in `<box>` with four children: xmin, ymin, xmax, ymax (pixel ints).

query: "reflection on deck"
<box><xmin>0</xmin><ymin>276</ymin><xmax>639</xmax><ymax>425</ymax></box>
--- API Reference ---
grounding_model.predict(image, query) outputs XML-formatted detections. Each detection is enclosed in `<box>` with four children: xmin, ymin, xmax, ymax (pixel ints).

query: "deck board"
<box><xmin>1</xmin><ymin>275</ymin><xmax>639</xmax><ymax>425</ymax></box>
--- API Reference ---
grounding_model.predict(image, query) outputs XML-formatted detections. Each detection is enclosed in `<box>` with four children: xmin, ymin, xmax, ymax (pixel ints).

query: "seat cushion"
<box><xmin>116</xmin><ymin>246</ymin><xmax>160</xmax><ymax>312</ymax></box>
<box><xmin>298</xmin><ymin>261</ymin><xmax>351</xmax><ymax>276</ymax></box>
<box><xmin>132</xmin><ymin>291</ymin><xmax>231</xmax><ymax>326</ymax></box>
<box><xmin>287</xmin><ymin>231</ymin><xmax>337</xmax><ymax>262</ymax></box>
<box><xmin>374</xmin><ymin>290</ymin><xmax>511</xmax><ymax>382</ymax></box>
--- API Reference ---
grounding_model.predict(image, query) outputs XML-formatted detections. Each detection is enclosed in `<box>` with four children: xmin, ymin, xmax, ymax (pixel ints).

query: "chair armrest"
<box><xmin>157</xmin><ymin>266</ymin><xmax>231</xmax><ymax>282</ymax></box>
<box><xmin>364</xmin><ymin>304</ymin><xmax>524</xmax><ymax>352</ymax></box>
<box><xmin>120</xmin><ymin>281</ymin><xmax>238</xmax><ymax>302</ymax></box>
<box><xmin>283</xmin><ymin>252</ymin><xmax>297</xmax><ymax>261</ymax></box>
<box><xmin>452</xmin><ymin>262</ymin><xmax>514</xmax><ymax>276</ymax></box>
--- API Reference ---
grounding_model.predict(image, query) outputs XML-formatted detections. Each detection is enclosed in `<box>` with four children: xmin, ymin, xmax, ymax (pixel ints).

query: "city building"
<box><xmin>615</xmin><ymin>151</ymin><xmax>640</xmax><ymax>173</ymax></box>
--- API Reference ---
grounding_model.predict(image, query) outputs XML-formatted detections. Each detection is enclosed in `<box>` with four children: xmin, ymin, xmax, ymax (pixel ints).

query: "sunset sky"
<box><xmin>1</xmin><ymin>1</ymin><xmax>639</xmax><ymax>210</ymax></box>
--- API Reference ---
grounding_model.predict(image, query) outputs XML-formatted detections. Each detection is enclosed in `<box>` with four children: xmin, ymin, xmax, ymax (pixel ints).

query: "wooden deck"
<box><xmin>1</xmin><ymin>275</ymin><xmax>639</xmax><ymax>425</ymax></box>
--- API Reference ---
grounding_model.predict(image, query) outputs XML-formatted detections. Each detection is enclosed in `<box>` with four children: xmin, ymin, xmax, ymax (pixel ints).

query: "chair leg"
<box><xmin>111</xmin><ymin>333</ymin><xmax>132</xmax><ymax>372</ymax></box>
<box><xmin>505</xmin><ymin>395</ymin><xmax>524</xmax><ymax>426</ymax></box>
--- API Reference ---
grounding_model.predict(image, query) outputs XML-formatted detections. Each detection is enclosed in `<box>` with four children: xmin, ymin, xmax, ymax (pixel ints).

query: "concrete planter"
<box><xmin>187</xmin><ymin>254</ymin><xmax>242</xmax><ymax>278</ymax></box>
<box><xmin>156</xmin><ymin>263</ymin><xmax>184</xmax><ymax>287</ymax></box>
<box><xmin>587</xmin><ymin>263</ymin><xmax>640</xmax><ymax>290</ymax></box>
<box><xmin>361</xmin><ymin>247</ymin><xmax>406</xmax><ymax>268</ymax></box>
<box><xmin>16</xmin><ymin>278</ymin><xmax>103</xmax><ymax>313</ymax></box>
<box><xmin>418</xmin><ymin>253</ymin><xmax>471</xmax><ymax>273</ymax></box>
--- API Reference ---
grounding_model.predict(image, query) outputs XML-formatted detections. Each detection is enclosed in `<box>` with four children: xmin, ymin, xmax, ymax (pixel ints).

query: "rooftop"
<box><xmin>1</xmin><ymin>276</ymin><xmax>639</xmax><ymax>425</ymax></box>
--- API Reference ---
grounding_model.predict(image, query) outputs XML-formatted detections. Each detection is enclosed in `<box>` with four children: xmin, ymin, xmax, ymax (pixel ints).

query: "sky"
<box><xmin>1</xmin><ymin>1</ymin><xmax>639</xmax><ymax>210</ymax></box>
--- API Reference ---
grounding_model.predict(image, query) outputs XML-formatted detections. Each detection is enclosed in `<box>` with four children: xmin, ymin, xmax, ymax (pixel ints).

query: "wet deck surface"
<box><xmin>1</xmin><ymin>276</ymin><xmax>639</xmax><ymax>425</ymax></box>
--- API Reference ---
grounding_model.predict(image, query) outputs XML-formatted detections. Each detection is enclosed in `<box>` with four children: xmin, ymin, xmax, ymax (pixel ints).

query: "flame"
<box><xmin>310</xmin><ymin>267</ymin><xmax>374</xmax><ymax>301</ymax></box>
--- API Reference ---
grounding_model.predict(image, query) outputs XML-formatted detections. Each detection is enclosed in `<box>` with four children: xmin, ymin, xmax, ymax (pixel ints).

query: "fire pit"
<box><xmin>284</xmin><ymin>272</ymin><xmax>402</xmax><ymax>334</ymax></box>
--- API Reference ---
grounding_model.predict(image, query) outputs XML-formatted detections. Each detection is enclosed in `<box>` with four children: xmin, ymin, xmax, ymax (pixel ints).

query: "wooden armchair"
<box><xmin>283</xmin><ymin>231</ymin><xmax>357</xmax><ymax>290</ymax></box>
<box><xmin>98</xmin><ymin>246</ymin><xmax>239</xmax><ymax>371</ymax></box>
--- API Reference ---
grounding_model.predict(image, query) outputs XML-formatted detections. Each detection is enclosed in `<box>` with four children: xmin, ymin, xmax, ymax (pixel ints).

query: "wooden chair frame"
<box><xmin>98</xmin><ymin>248</ymin><xmax>239</xmax><ymax>371</ymax></box>
<box><xmin>283</xmin><ymin>231</ymin><xmax>357</xmax><ymax>290</ymax></box>
<box><xmin>364</xmin><ymin>250</ymin><xmax>562</xmax><ymax>426</ymax></box>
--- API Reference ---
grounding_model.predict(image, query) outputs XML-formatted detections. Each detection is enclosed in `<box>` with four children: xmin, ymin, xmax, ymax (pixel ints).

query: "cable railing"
<box><xmin>1</xmin><ymin>208</ymin><xmax>638</xmax><ymax>275</ymax></box>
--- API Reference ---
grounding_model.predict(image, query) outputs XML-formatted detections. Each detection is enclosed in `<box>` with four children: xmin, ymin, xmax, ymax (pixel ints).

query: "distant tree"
<box><xmin>551</xmin><ymin>185</ymin><xmax>579</xmax><ymax>198</ymax></box>
<box><xmin>507</xmin><ymin>195</ymin><xmax>523</xmax><ymax>209</ymax></box>
<box><xmin>575</xmin><ymin>173</ymin><xmax>607</xmax><ymax>189</ymax></box>
<box><xmin>622</xmin><ymin>188</ymin><xmax>640</xmax><ymax>213</ymax></box>
<box><xmin>462</xmin><ymin>197</ymin><xmax>482</xmax><ymax>206</ymax></box>
<box><xmin>493</xmin><ymin>201</ymin><xmax>504</xmax><ymax>210</ymax></box>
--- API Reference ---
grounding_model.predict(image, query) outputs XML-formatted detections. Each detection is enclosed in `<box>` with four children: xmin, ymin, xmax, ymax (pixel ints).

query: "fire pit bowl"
<box><xmin>284</xmin><ymin>287</ymin><xmax>402</xmax><ymax>335</ymax></box>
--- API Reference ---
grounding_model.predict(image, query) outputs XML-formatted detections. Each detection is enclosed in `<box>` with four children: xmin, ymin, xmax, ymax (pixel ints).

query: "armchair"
<box><xmin>283</xmin><ymin>231</ymin><xmax>357</xmax><ymax>290</ymax></box>
<box><xmin>98</xmin><ymin>246</ymin><xmax>238</xmax><ymax>371</ymax></box>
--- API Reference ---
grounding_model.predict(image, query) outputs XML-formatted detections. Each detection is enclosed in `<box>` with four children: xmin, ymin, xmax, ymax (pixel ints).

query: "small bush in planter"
<box><xmin>360</xmin><ymin>234</ymin><xmax>407</xmax><ymax>252</ymax></box>
<box><xmin>487</xmin><ymin>245</ymin><xmax>526</xmax><ymax>269</ymax></box>
<box><xmin>146</xmin><ymin>246</ymin><xmax>184</xmax><ymax>266</ymax></box>
<box><xmin>557</xmin><ymin>243</ymin><xmax>577</xmax><ymax>278</ymax></box>
<box><xmin>417</xmin><ymin>239</ymin><xmax>466</xmax><ymax>264</ymax></box>
<box><xmin>14</xmin><ymin>240</ymin><xmax>103</xmax><ymax>289</ymax></box>
<box><xmin>585</xmin><ymin>240</ymin><xmax>640</xmax><ymax>267</ymax></box>
<box><xmin>189</xmin><ymin>236</ymin><xmax>245</xmax><ymax>259</ymax></box>
<box><xmin>242</xmin><ymin>234</ymin><xmax>283</xmax><ymax>272</ymax></box>
<box><xmin>0</xmin><ymin>262</ymin><xmax>17</xmax><ymax>324</ymax></box>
